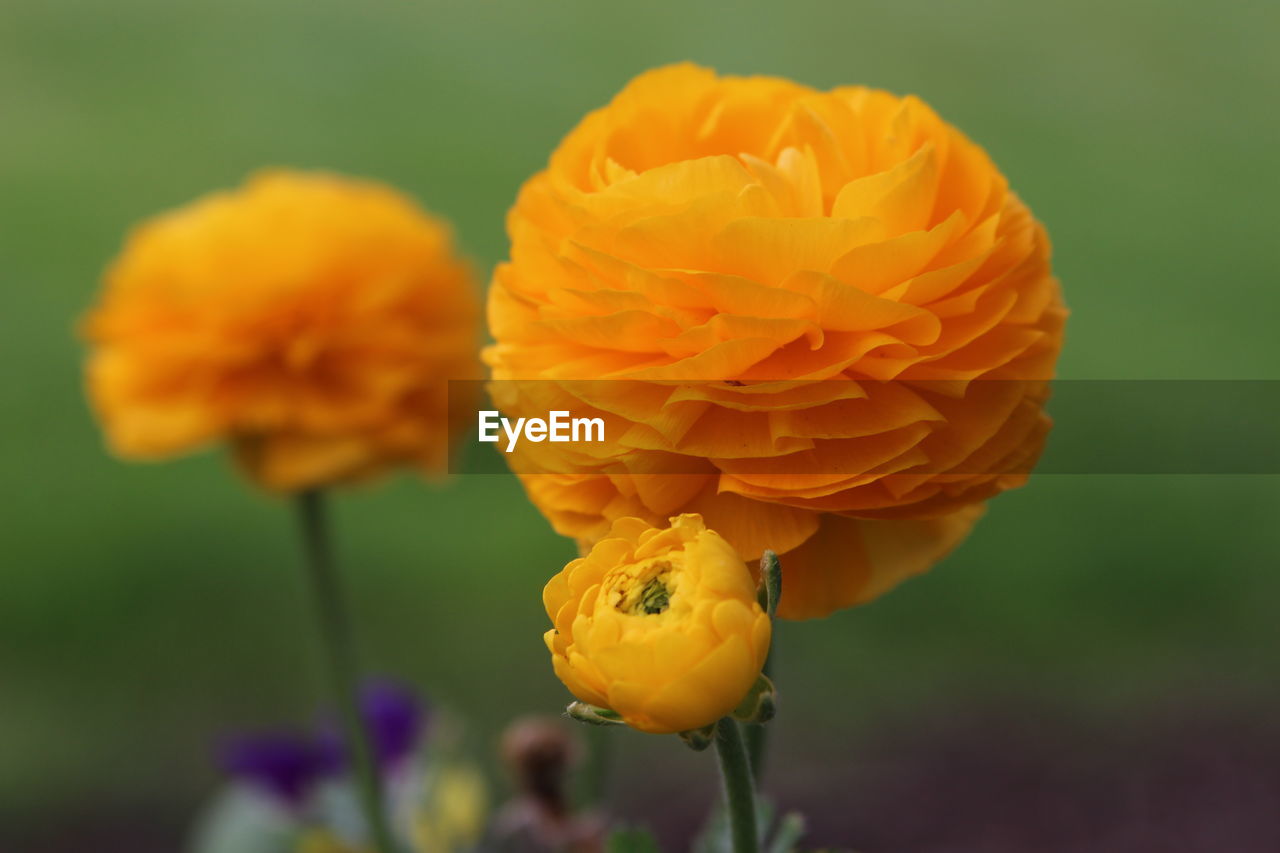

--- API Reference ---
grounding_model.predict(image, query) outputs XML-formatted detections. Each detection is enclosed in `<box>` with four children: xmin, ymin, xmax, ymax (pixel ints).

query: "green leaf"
<box><xmin>566</xmin><ymin>700</ymin><xmax>625</xmax><ymax>726</ymax></box>
<box><xmin>766</xmin><ymin>812</ymin><xmax>806</xmax><ymax>853</ymax></box>
<box><xmin>691</xmin><ymin>803</ymin><xmax>729</xmax><ymax>853</ymax></box>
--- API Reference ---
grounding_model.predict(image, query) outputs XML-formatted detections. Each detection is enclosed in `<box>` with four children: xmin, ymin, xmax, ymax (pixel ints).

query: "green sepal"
<box><xmin>566</xmin><ymin>700</ymin><xmax>625</xmax><ymax>726</ymax></box>
<box><xmin>732</xmin><ymin>674</ymin><xmax>777</xmax><ymax>725</ymax></box>
<box><xmin>677</xmin><ymin>720</ymin><xmax>718</xmax><ymax>751</ymax></box>
<box><xmin>758</xmin><ymin>550</ymin><xmax>781</xmax><ymax>618</ymax></box>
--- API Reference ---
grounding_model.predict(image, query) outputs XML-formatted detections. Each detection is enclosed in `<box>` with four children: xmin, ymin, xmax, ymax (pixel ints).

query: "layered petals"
<box><xmin>488</xmin><ymin>64</ymin><xmax>1067</xmax><ymax>618</ymax></box>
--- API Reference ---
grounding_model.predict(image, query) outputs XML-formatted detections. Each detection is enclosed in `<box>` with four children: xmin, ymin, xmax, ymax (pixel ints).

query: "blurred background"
<box><xmin>2</xmin><ymin>0</ymin><xmax>1278</xmax><ymax>850</ymax></box>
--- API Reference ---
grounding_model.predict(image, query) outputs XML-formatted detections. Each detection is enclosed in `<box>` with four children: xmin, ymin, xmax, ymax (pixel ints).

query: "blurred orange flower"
<box><xmin>83</xmin><ymin>170</ymin><xmax>480</xmax><ymax>492</ymax></box>
<box><xmin>487</xmin><ymin>64</ymin><xmax>1066</xmax><ymax>618</ymax></box>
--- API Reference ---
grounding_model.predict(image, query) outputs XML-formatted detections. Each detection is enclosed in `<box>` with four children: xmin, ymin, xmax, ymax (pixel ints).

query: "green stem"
<box><xmin>747</xmin><ymin>550</ymin><xmax>781</xmax><ymax>781</ymax></box>
<box><xmin>295</xmin><ymin>490</ymin><xmax>396</xmax><ymax>853</ymax></box>
<box><xmin>713</xmin><ymin>717</ymin><xmax>760</xmax><ymax>853</ymax></box>
<box><xmin>744</xmin><ymin>679</ymin><xmax>769</xmax><ymax>780</ymax></box>
<box><xmin>576</xmin><ymin>724</ymin><xmax>615</xmax><ymax>809</ymax></box>
<box><xmin>745</xmin><ymin>625</ymin><xmax>776</xmax><ymax>781</ymax></box>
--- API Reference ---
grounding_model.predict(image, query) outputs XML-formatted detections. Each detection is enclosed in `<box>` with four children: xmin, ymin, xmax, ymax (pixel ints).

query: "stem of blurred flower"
<box><xmin>295</xmin><ymin>490</ymin><xmax>396</xmax><ymax>853</ymax></box>
<box><xmin>576</xmin><ymin>726</ymin><xmax>614</xmax><ymax>809</ymax></box>
<box><xmin>714</xmin><ymin>717</ymin><xmax>760</xmax><ymax>853</ymax></box>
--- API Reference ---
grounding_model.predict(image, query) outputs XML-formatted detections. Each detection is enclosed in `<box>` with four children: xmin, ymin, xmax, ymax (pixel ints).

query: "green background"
<box><xmin>2</xmin><ymin>0</ymin><xmax>1277</xmax><ymax>849</ymax></box>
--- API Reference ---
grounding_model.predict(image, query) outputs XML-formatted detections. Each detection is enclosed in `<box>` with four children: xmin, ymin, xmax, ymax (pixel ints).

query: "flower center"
<box><xmin>637</xmin><ymin>577</ymin><xmax>670</xmax><ymax>615</ymax></box>
<box><xmin>613</xmin><ymin>561</ymin><xmax>674</xmax><ymax>616</ymax></box>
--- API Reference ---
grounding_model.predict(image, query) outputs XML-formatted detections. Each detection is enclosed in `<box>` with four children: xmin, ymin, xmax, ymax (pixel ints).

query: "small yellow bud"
<box><xmin>543</xmin><ymin>514</ymin><xmax>772</xmax><ymax>734</ymax></box>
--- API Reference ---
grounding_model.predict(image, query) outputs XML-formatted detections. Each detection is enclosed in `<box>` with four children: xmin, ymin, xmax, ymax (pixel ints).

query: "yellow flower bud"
<box><xmin>543</xmin><ymin>514</ymin><xmax>771</xmax><ymax>734</ymax></box>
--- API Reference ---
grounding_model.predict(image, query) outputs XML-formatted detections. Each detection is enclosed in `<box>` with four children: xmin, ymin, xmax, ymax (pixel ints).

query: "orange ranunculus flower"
<box><xmin>486</xmin><ymin>64</ymin><xmax>1067</xmax><ymax>619</ymax></box>
<box><xmin>544</xmin><ymin>513</ymin><xmax>770</xmax><ymax>734</ymax></box>
<box><xmin>83</xmin><ymin>170</ymin><xmax>480</xmax><ymax>492</ymax></box>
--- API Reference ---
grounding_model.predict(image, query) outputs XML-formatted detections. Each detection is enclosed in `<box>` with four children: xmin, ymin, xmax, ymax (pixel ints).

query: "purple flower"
<box><xmin>217</xmin><ymin>729</ymin><xmax>340</xmax><ymax>809</ymax></box>
<box><xmin>319</xmin><ymin>679</ymin><xmax>429</xmax><ymax>773</ymax></box>
<box><xmin>217</xmin><ymin>679</ymin><xmax>428</xmax><ymax>809</ymax></box>
<box><xmin>362</xmin><ymin>679</ymin><xmax>427</xmax><ymax>768</ymax></box>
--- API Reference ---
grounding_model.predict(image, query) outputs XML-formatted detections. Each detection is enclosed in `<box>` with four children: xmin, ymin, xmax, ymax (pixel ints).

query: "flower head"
<box><xmin>219</xmin><ymin>679</ymin><xmax>428</xmax><ymax>811</ymax></box>
<box><xmin>83</xmin><ymin>169</ymin><xmax>479</xmax><ymax>491</ymax></box>
<box><xmin>487</xmin><ymin>64</ymin><xmax>1066</xmax><ymax>619</ymax></box>
<box><xmin>543</xmin><ymin>513</ymin><xmax>771</xmax><ymax>734</ymax></box>
<box><xmin>218</xmin><ymin>729</ymin><xmax>341</xmax><ymax>809</ymax></box>
<box><xmin>318</xmin><ymin>678</ymin><xmax>428</xmax><ymax>773</ymax></box>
